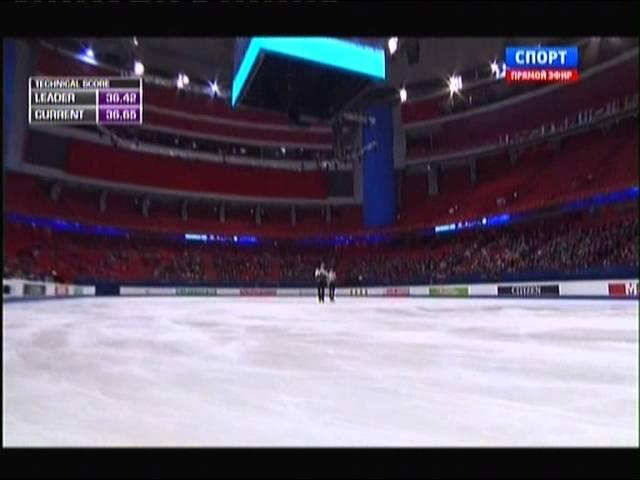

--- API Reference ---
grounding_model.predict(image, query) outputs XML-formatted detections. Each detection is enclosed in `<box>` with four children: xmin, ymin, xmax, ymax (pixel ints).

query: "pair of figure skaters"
<box><xmin>314</xmin><ymin>262</ymin><xmax>336</xmax><ymax>303</ymax></box>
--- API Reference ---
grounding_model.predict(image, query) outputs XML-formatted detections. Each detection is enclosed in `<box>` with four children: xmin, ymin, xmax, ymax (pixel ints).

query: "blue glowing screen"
<box><xmin>232</xmin><ymin>37</ymin><xmax>386</xmax><ymax>106</ymax></box>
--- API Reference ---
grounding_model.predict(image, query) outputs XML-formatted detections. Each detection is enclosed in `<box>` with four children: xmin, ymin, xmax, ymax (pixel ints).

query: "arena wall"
<box><xmin>4</xmin><ymin>278</ymin><xmax>638</xmax><ymax>301</ymax></box>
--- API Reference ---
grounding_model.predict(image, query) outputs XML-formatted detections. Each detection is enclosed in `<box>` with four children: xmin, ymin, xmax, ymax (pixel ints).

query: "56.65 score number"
<box><xmin>101</xmin><ymin>107</ymin><xmax>139</xmax><ymax>123</ymax></box>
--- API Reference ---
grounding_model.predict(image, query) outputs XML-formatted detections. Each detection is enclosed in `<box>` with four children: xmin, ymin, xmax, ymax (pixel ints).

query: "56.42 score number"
<box><xmin>103</xmin><ymin>91</ymin><xmax>139</xmax><ymax>104</ymax></box>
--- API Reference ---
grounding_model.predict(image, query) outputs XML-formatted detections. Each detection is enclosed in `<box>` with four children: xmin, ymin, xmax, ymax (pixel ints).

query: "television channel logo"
<box><xmin>504</xmin><ymin>46</ymin><xmax>579</xmax><ymax>84</ymax></box>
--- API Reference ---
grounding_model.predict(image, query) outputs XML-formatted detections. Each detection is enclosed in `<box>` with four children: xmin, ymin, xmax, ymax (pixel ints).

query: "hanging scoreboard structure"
<box><xmin>231</xmin><ymin>37</ymin><xmax>386</xmax><ymax>123</ymax></box>
<box><xmin>29</xmin><ymin>77</ymin><xmax>143</xmax><ymax>125</ymax></box>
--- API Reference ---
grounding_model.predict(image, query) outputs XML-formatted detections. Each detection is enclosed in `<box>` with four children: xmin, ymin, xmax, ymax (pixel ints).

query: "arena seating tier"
<box><xmin>404</xmin><ymin>57</ymin><xmax>637</xmax><ymax>157</ymax></box>
<box><xmin>10</xmin><ymin>118</ymin><xmax>637</xmax><ymax>237</ymax></box>
<box><xmin>400</xmin><ymin>121</ymin><xmax>638</xmax><ymax>229</ymax></box>
<box><xmin>35</xmin><ymin>47</ymin><xmax>333</xmax><ymax>147</ymax></box>
<box><xmin>4</xmin><ymin>210</ymin><xmax>637</xmax><ymax>287</ymax></box>
<box><xmin>63</xmin><ymin>140</ymin><xmax>330</xmax><ymax>200</ymax></box>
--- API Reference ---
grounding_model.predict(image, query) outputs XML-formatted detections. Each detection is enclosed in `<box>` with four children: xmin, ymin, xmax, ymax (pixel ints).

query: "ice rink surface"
<box><xmin>3</xmin><ymin>297</ymin><xmax>638</xmax><ymax>447</ymax></box>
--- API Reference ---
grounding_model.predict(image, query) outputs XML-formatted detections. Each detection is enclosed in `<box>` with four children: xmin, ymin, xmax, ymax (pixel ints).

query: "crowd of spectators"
<box><xmin>212</xmin><ymin>248</ymin><xmax>274</xmax><ymax>285</ymax></box>
<box><xmin>152</xmin><ymin>250</ymin><xmax>204</xmax><ymax>283</ymax></box>
<box><xmin>432</xmin><ymin>217</ymin><xmax>638</xmax><ymax>282</ymax></box>
<box><xmin>4</xmin><ymin>211</ymin><xmax>637</xmax><ymax>286</ymax></box>
<box><xmin>3</xmin><ymin>249</ymin><xmax>55</xmax><ymax>283</ymax></box>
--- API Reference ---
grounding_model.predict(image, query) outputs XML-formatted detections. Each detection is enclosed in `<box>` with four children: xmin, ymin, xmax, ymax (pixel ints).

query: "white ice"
<box><xmin>3</xmin><ymin>297</ymin><xmax>638</xmax><ymax>447</ymax></box>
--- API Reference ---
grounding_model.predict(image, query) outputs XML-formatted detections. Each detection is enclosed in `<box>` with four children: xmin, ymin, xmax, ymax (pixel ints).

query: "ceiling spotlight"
<box><xmin>388</xmin><ymin>37</ymin><xmax>399</xmax><ymax>56</ymax></box>
<box><xmin>448</xmin><ymin>75</ymin><xmax>462</xmax><ymax>96</ymax></box>
<box><xmin>399</xmin><ymin>86</ymin><xmax>407</xmax><ymax>103</ymax></box>
<box><xmin>133</xmin><ymin>61</ymin><xmax>144</xmax><ymax>76</ymax></box>
<box><xmin>490</xmin><ymin>60</ymin><xmax>499</xmax><ymax>77</ymax></box>
<box><xmin>490</xmin><ymin>60</ymin><xmax>506</xmax><ymax>80</ymax></box>
<box><xmin>77</xmin><ymin>46</ymin><xmax>98</xmax><ymax>65</ymax></box>
<box><xmin>208</xmin><ymin>80</ymin><xmax>220</xmax><ymax>96</ymax></box>
<box><xmin>177</xmin><ymin>73</ymin><xmax>189</xmax><ymax>88</ymax></box>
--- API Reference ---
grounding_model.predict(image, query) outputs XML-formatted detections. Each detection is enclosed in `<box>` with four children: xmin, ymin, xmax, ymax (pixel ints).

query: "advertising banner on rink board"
<box><xmin>429</xmin><ymin>286</ymin><xmax>469</xmax><ymax>297</ymax></box>
<box><xmin>497</xmin><ymin>284</ymin><xmax>560</xmax><ymax>297</ymax></box>
<box><xmin>349</xmin><ymin>288</ymin><xmax>369</xmax><ymax>296</ymax></box>
<box><xmin>384</xmin><ymin>287</ymin><xmax>410</xmax><ymax>297</ymax></box>
<box><xmin>608</xmin><ymin>281</ymin><xmax>639</xmax><ymax>298</ymax></box>
<box><xmin>176</xmin><ymin>287</ymin><xmax>217</xmax><ymax>296</ymax></box>
<box><xmin>239</xmin><ymin>288</ymin><xmax>277</xmax><ymax>297</ymax></box>
<box><xmin>23</xmin><ymin>282</ymin><xmax>46</xmax><ymax>297</ymax></box>
<box><xmin>55</xmin><ymin>285</ymin><xmax>69</xmax><ymax>296</ymax></box>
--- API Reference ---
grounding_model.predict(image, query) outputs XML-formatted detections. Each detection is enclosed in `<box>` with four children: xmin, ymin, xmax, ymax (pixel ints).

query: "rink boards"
<box><xmin>3</xmin><ymin>277</ymin><xmax>638</xmax><ymax>301</ymax></box>
<box><xmin>3</xmin><ymin>278</ymin><xmax>95</xmax><ymax>300</ymax></box>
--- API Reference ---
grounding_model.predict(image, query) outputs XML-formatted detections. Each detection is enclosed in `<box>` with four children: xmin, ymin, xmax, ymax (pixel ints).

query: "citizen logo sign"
<box><xmin>498</xmin><ymin>284</ymin><xmax>559</xmax><ymax>297</ymax></box>
<box><xmin>511</xmin><ymin>286</ymin><xmax>541</xmax><ymax>296</ymax></box>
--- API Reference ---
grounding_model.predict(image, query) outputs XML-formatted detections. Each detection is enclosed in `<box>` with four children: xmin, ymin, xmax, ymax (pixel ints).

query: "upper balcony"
<box><xmin>35</xmin><ymin>45</ymin><xmax>333</xmax><ymax>148</ymax></box>
<box><xmin>404</xmin><ymin>51</ymin><xmax>638</xmax><ymax>162</ymax></box>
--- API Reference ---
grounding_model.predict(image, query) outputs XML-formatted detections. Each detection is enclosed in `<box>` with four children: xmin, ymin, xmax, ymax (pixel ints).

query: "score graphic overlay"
<box><xmin>29</xmin><ymin>77</ymin><xmax>143</xmax><ymax>125</ymax></box>
<box><xmin>504</xmin><ymin>46</ymin><xmax>579</xmax><ymax>84</ymax></box>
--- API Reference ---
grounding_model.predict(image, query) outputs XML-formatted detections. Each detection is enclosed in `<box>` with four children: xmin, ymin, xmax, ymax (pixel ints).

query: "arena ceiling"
<box><xmin>389</xmin><ymin>37</ymin><xmax>555</xmax><ymax>84</ymax></box>
<box><xmin>74</xmin><ymin>37</ymin><xmax>237</xmax><ymax>92</ymax></box>
<box><xmin>62</xmin><ymin>36</ymin><xmax>591</xmax><ymax>106</ymax></box>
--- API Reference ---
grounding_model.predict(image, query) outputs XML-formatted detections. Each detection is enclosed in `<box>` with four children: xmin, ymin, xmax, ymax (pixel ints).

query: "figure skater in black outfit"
<box><xmin>315</xmin><ymin>262</ymin><xmax>328</xmax><ymax>302</ymax></box>
<box><xmin>328</xmin><ymin>268</ymin><xmax>336</xmax><ymax>302</ymax></box>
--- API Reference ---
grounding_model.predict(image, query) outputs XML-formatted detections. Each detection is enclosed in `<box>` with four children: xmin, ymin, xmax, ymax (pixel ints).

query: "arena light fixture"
<box><xmin>388</xmin><ymin>37</ymin><xmax>399</xmax><ymax>55</ymax></box>
<box><xmin>448</xmin><ymin>74</ymin><xmax>462</xmax><ymax>96</ymax></box>
<box><xmin>77</xmin><ymin>46</ymin><xmax>98</xmax><ymax>66</ymax></box>
<box><xmin>208</xmin><ymin>80</ymin><xmax>220</xmax><ymax>97</ymax></box>
<box><xmin>133</xmin><ymin>61</ymin><xmax>144</xmax><ymax>76</ymax></box>
<box><xmin>490</xmin><ymin>60</ymin><xmax>499</xmax><ymax>77</ymax></box>
<box><xmin>490</xmin><ymin>60</ymin><xmax>506</xmax><ymax>80</ymax></box>
<box><xmin>399</xmin><ymin>86</ymin><xmax>407</xmax><ymax>103</ymax></box>
<box><xmin>177</xmin><ymin>73</ymin><xmax>189</xmax><ymax>89</ymax></box>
